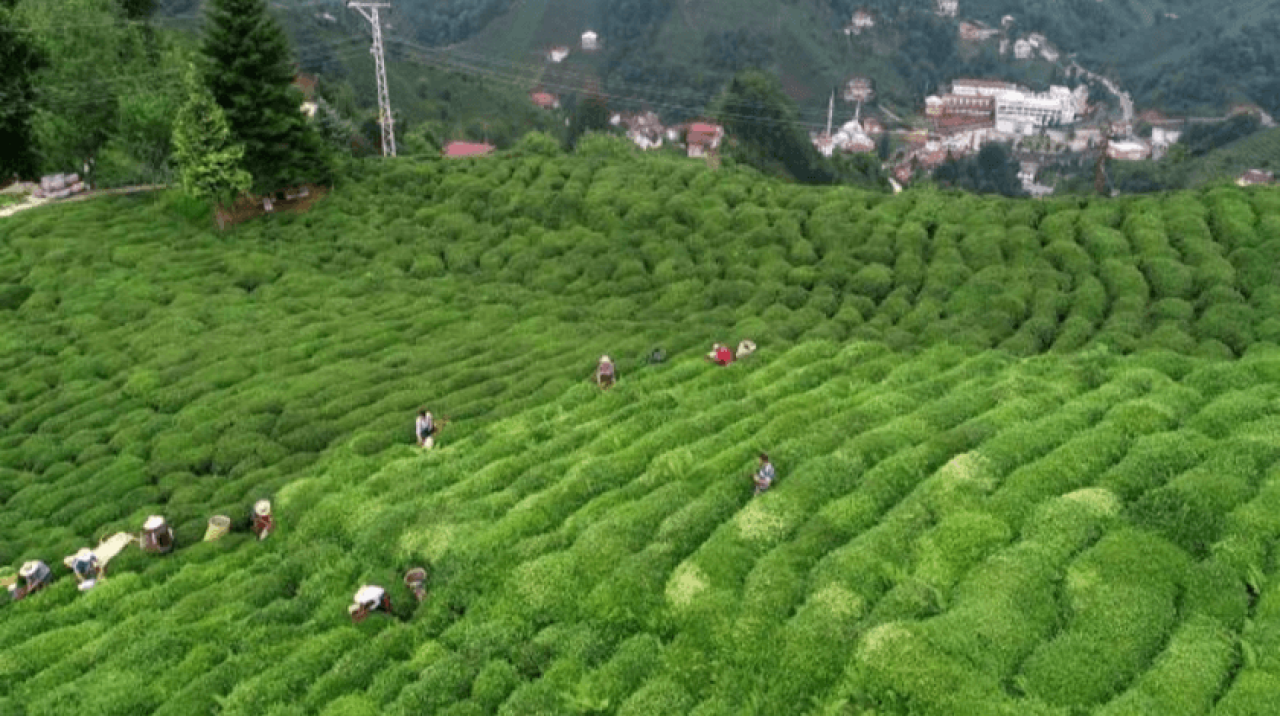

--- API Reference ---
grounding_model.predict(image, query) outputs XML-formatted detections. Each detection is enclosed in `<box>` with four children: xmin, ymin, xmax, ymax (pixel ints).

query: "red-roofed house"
<box><xmin>686</xmin><ymin>122</ymin><xmax>723</xmax><ymax>158</ymax></box>
<box><xmin>443</xmin><ymin>141</ymin><xmax>495</xmax><ymax>158</ymax></box>
<box><xmin>1237</xmin><ymin>169</ymin><xmax>1275</xmax><ymax>186</ymax></box>
<box><xmin>530</xmin><ymin>92</ymin><xmax>560</xmax><ymax>109</ymax></box>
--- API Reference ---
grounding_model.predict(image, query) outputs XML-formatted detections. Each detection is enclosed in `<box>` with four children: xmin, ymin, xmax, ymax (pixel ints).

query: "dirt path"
<box><xmin>0</xmin><ymin>184</ymin><xmax>167</xmax><ymax>219</ymax></box>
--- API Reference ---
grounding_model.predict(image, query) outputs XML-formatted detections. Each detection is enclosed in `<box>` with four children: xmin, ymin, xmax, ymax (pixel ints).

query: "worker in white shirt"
<box><xmin>349</xmin><ymin>584</ymin><xmax>392</xmax><ymax>622</ymax></box>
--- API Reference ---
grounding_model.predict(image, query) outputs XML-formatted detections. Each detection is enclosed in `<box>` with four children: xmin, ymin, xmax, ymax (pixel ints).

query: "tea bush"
<box><xmin>2</xmin><ymin>155</ymin><xmax>1278</xmax><ymax>714</ymax></box>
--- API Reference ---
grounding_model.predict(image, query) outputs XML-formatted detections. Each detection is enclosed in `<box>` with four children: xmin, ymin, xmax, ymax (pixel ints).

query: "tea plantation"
<box><xmin>2</xmin><ymin>136</ymin><xmax>1280</xmax><ymax>715</ymax></box>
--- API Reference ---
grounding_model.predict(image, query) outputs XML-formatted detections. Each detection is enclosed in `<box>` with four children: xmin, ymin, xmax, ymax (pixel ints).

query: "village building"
<box><xmin>1014</xmin><ymin>38</ymin><xmax>1033</xmax><ymax>59</ymax></box>
<box><xmin>952</xmin><ymin>79</ymin><xmax>1020</xmax><ymax>97</ymax></box>
<box><xmin>994</xmin><ymin>85</ymin><xmax>1085</xmax><ymax>134</ymax></box>
<box><xmin>844</xmin><ymin>10</ymin><xmax>876</xmax><ymax>35</ymax></box>
<box><xmin>1237</xmin><ymin>169</ymin><xmax>1275</xmax><ymax>186</ymax></box>
<box><xmin>581</xmin><ymin>30</ymin><xmax>599</xmax><ymax>51</ymax></box>
<box><xmin>443</xmin><ymin>141</ymin><xmax>495</xmax><ymax>158</ymax></box>
<box><xmin>548</xmin><ymin>46</ymin><xmax>570</xmax><ymax>63</ymax></box>
<box><xmin>686</xmin><ymin>122</ymin><xmax>724</xmax><ymax>158</ymax></box>
<box><xmin>613</xmin><ymin>111</ymin><xmax>665</xmax><ymax>150</ymax></box>
<box><xmin>958</xmin><ymin>21</ymin><xmax>999</xmax><ymax>42</ymax></box>
<box><xmin>1106</xmin><ymin>140</ymin><xmax>1151</xmax><ymax>161</ymax></box>
<box><xmin>530</xmin><ymin>92</ymin><xmax>560</xmax><ymax>110</ymax></box>
<box><xmin>844</xmin><ymin>77</ymin><xmax>874</xmax><ymax>103</ymax></box>
<box><xmin>936</xmin><ymin>0</ymin><xmax>958</xmax><ymax>18</ymax></box>
<box><xmin>862</xmin><ymin>116</ymin><xmax>884</xmax><ymax>135</ymax></box>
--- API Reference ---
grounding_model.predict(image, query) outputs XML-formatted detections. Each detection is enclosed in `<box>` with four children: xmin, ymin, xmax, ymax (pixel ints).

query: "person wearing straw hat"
<box><xmin>706</xmin><ymin>343</ymin><xmax>734</xmax><ymax>366</ymax></box>
<box><xmin>595</xmin><ymin>355</ymin><xmax>616</xmax><ymax>390</ymax></box>
<box><xmin>404</xmin><ymin>567</ymin><xmax>429</xmax><ymax>603</ymax></box>
<box><xmin>251</xmin><ymin>500</ymin><xmax>274</xmax><ymax>541</ymax></box>
<box><xmin>10</xmin><ymin>560</ymin><xmax>52</xmax><ymax>600</ymax></box>
<box><xmin>349</xmin><ymin>584</ymin><xmax>392</xmax><ymax>623</ymax></box>
<box><xmin>140</xmin><ymin>515</ymin><xmax>174</xmax><ymax>554</ymax></box>
<box><xmin>70</xmin><ymin>549</ymin><xmax>101</xmax><ymax>590</ymax></box>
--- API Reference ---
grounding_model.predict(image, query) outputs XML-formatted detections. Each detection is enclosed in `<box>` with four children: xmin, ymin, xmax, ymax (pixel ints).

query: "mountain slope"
<box><xmin>3</xmin><ymin>148</ymin><xmax>1280</xmax><ymax>714</ymax></box>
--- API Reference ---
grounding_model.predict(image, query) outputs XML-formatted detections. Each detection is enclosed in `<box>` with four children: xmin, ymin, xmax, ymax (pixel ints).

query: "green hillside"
<box><xmin>3</xmin><ymin>139</ymin><xmax>1280</xmax><ymax>715</ymax></box>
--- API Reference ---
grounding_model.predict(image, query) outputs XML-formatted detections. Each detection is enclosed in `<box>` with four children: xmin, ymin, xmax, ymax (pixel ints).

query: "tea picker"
<box><xmin>8</xmin><ymin>560</ymin><xmax>52</xmax><ymax>601</ymax></box>
<box><xmin>751</xmin><ymin>453</ymin><xmax>776</xmax><ymax>496</ymax></box>
<box><xmin>349</xmin><ymin>584</ymin><xmax>392</xmax><ymax>622</ymax></box>
<box><xmin>595</xmin><ymin>355</ymin><xmax>616</xmax><ymax>390</ymax></box>
<box><xmin>65</xmin><ymin>548</ymin><xmax>102</xmax><ymax>591</ymax></box>
<box><xmin>706</xmin><ymin>343</ymin><xmax>734</xmax><ymax>366</ymax></box>
<box><xmin>416</xmin><ymin>409</ymin><xmax>448</xmax><ymax>449</ymax></box>
<box><xmin>404</xmin><ymin>566</ymin><xmax>430</xmax><ymax>602</ymax></box>
<box><xmin>251</xmin><ymin>499</ymin><xmax>274</xmax><ymax>540</ymax></box>
<box><xmin>140</xmin><ymin>515</ymin><xmax>175</xmax><ymax>554</ymax></box>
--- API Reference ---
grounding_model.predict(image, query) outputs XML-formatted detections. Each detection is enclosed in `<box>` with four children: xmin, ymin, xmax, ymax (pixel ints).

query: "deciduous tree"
<box><xmin>0</xmin><ymin>1</ymin><xmax>44</xmax><ymax>179</ymax></box>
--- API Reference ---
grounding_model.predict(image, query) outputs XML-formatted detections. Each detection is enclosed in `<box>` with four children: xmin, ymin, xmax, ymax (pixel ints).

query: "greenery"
<box><xmin>932</xmin><ymin>143</ymin><xmax>1026</xmax><ymax>198</ymax></box>
<box><xmin>171</xmin><ymin>63</ymin><xmax>251</xmax><ymax>206</ymax></box>
<box><xmin>201</xmin><ymin>0</ymin><xmax>330</xmax><ymax>193</ymax></box>
<box><xmin>3</xmin><ymin>146</ymin><xmax>1280</xmax><ymax>714</ymax></box>
<box><xmin>0</xmin><ymin>0</ymin><xmax>44</xmax><ymax>179</ymax></box>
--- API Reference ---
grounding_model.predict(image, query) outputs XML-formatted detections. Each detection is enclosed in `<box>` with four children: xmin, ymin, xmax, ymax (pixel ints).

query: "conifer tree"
<box><xmin>171</xmin><ymin>63</ymin><xmax>251</xmax><ymax>206</ymax></box>
<box><xmin>201</xmin><ymin>0</ymin><xmax>329</xmax><ymax>193</ymax></box>
<box><xmin>0</xmin><ymin>1</ymin><xmax>45</xmax><ymax>179</ymax></box>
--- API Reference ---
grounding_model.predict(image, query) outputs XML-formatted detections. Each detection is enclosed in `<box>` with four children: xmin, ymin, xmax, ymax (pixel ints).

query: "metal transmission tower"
<box><xmin>348</xmin><ymin>2</ymin><xmax>396</xmax><ymax>156</ymax></box>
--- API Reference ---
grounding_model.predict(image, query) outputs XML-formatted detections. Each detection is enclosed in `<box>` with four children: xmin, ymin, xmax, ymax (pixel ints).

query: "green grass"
<box><xmin>3</xmin><ymin>139</ymin><xmax>1280</xmax><ymax>714</ymax></box>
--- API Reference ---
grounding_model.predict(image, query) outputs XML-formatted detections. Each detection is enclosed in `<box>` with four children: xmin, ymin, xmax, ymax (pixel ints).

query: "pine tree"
<box><xmin>0</xmin><ymin>2</ymin><xmax>45</xmax><ymax>179</ymax></box>
<box><xmin>171</xmin><ymin>63</ymin><xmax>251</xmax><ymax>207</ymax></box>
<box><xmin>201</xmin><ymin>0</ymin><xmax>329</xmax><ymax>194</ymax></box>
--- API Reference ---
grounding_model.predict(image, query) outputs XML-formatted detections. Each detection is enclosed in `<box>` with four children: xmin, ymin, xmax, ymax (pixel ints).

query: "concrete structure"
<box><xmin>581</xmin><ymin>31</ymin><xmax>599</xmax><ymax>51</ymax></box>
<box><xmin>1014</xmin><ymin>38</ymin><xmax>1033</xmax><ymax>59</ymax></box>
<box><xmin>548</xmin><ymin>46</ymin><xmax>570</xmax><ymax>63</ymax></box>
<box><xmin>844</xmin><ymin>10</ymin><xmax>875</xmax><ymax>35</ymax></box>
<box><xmin>844</xmin><ymin>77</ymin><xmax>874</xmax><ymax>103</ymax></box>
<box><xmin>959</xmin><ymin>22</ymin><xmax>999</xmax><ymax>42</ymax></box>
<box><xmin>686</xmin><ymin>122</ymin><xmax>723</xmax><ymax>158</ymax></box>
<box><xmin>1237</xmin><ymin>169</ymin><xmax>1275</xmax><ymax>186</ymax></box>
<box><xmin>530</xmin><ymin>92</ymin><xmax>560</xmax><ymax>109</ymax></box>
<box><xmin>993</xmin><ymin>86</ymin><xmax>1084</xmax><ymax>134</ymax></box>
<box><xmin>1107</xmin><ymin>140</ymin><xmax>1151</xmax><ymax>161</ymax></box>
<box><xmin>936</xmin><ymin>0</ymin><xmax>958</xmax><ymax>18</ymax></box>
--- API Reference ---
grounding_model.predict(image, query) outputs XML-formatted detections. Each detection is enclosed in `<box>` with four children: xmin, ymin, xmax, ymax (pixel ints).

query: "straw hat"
<box><xmin>143</xmin><ymin>515</ymin><xmax>165</xmax><ymax>530</ymax></box>
<box><xmin>254</xmin><ymin>500</ymin><xmax>271</xmax><ymax>517</ymax></box>
<box><xmin>601</xmin><ymin>355</ymin><xmax>611</xmax><ymax>363</ymax></box>
<box><xmin>19</xmin><ymin>561</ymin><xmax>40</xmax><ymax>579</ymax></box>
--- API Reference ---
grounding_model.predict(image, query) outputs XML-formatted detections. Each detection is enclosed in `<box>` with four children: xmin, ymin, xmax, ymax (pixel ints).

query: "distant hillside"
<box><xmin>260</xmin><ymin>0</ymin><xmax>1280</xmax><ymax>126</ymax></box>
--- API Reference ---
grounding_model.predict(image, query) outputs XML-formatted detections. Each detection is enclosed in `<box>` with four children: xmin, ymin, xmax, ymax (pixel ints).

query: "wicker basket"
<box><xmin>204</xmin><ymin>515</ymin><xmax>231</xmax><ymax>541</ymax></box>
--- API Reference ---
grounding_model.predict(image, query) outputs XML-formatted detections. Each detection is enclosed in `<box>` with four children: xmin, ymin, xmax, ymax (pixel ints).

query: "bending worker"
<box><xmin>753</xmin><ymin>453</ymin><xmax>776</xmax><ymax>496</ymax></box>
<box><xmin>251</xmin><ymin>500</ymin><xmax>274</xmax><ymax>541</ymax></box>
<box><xmin>10</xmin><ymin>560</ymin><xmax>52</xmax><ymax>600</ymax></box>
<box><xmin>416</xmin><ymin>409</ymin><xmax>435</xmax><ymax>448</ymax></box>
<box><xmin>349</xmin><ymin>584</ymin><xmax>392</xmax><ymax>622</ymax></box>
<box><xmin>70</xmin><ymin>549</ymin><xmax>101</xmax><ymax>590</ymax></box>
<box><xmin>595</xmin><ymin>355</ymin><xmax>616</xmax><ymax>390</ymax></box>
<box><xmin>140</xmin><ymin>515</ymin><xmax>175</xmax><ymax>554</ymax></box>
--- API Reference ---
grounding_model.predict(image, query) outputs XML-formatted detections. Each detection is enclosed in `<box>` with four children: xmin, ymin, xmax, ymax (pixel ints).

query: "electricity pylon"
<box><xmin>348</xmin><ymin>2</ymin><xmax>395</xmax><ymax>156</ymax></box>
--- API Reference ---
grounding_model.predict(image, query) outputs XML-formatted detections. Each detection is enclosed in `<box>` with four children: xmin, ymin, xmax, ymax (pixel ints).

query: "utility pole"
<box><xmin>348</xmin><ymin>2</ymin><xmax>395</xmax><ymax>157</ymax></box>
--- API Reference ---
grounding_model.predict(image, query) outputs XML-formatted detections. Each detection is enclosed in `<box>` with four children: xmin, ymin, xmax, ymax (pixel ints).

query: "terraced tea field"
<box><xmin>2</xmin><ymin>140</ymin><xmax>1280</xmax><ymax>715</ymax></box>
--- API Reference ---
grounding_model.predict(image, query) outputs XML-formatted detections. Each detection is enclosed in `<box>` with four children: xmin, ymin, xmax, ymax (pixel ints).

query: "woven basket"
<box><xmin>204</xmin><ymin>515</ymin><xmax>231</xmax><ymax>541</ymax></box>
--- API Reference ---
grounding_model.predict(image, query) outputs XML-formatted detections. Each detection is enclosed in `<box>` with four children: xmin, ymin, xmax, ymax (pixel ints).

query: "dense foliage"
<box><xmin>171</xmin><ymin>63</ymin><xmax>252</xmax><ymax>205</ymax></box>
<box><xmin>202</xmin><ymin>0</ymin><xmax>330</xmax><ymax>193</ymax></box>
<box><xmin>932</xmin><ymin>143</ymin><xmax>1026</xmax><ymax>198</ymax></box>
<box><xmin>0</xmin><ymin>0</ymin><xmax>44</xmax><ymax>179</ymax></box>
<box><xmin>3</xmin><ymin>146</ymin><xmax>1280</xmax><ymax>715</ymax></box>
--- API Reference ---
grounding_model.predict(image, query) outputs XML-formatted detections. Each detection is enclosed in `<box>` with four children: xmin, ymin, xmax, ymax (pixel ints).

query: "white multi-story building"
<box><xmin>993</xmin><ymin>86</ymin><xmax>1084</xmax><ymax>133</ymax></box>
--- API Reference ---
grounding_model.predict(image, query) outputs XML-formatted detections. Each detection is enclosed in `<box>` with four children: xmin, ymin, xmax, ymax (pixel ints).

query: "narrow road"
<box><xmin>0</xmin><ymin>184</ymin><xmax>167</xmax><ymax>219</ymax></box>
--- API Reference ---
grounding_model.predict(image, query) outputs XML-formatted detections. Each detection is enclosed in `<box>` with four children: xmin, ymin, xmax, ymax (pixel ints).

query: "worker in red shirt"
<box><xmin>706</xmin><ymin>343</ymin><xmax>734</xmax><ymax>366</ymax></box>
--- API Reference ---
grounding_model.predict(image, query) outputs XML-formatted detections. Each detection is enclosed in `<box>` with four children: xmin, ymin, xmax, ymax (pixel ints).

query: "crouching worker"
<box><xmin>349</xmin><ymin>584</ymin><xmax>392</xmax><ymax>623</ymax></box>
<box><xmin>416</xmin><ymin>409</ymin><xmax>436</xmax><ymax>449</ymax></box>
<box><xmin>595</xmin><ymin>355</ymin><xmax>616</xmax><ymax>390</ymax></box>
<box><xmin>404</xmin><ymin>567</ymin><xmax>429</xmax><ymax>602</ymax></box>
<box><xmin>251</xmin><ymin>500</ymin><xmax>274</xmax><ymax>541</ymax></box>
<box><xmin>706</xmin><ymin>343</ymin><xmax>734</xmax><ymax>366</ymax></box>
<box><xmin>70</xmin><ymin>549</ymin><xmax>101</xmax><ymax>591</ymax></box>
<box><xmin>752</xmin><ymin>453</ymin><xmax>776</xmax><ymax>496</ymax></box>
<box><xmin>10</xmin><ymin>560</ymin><xmax>52</xmax><ymax>600</ymax></box>
<box><xmin>140</xmin><ymin>515</ymin><xmax>174</xmax><ymax>554</ymax></box>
